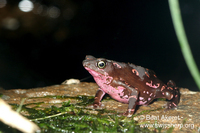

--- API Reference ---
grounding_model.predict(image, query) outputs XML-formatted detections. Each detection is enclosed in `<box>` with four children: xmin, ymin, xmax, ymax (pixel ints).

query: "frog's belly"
<box><xmin>101</xmin><ymin>85</ymin><xmax>129</xmax><ymax>104</ymax></box>
<box><xmin>109</xmin><ymin>94</ymin><xmax>129</xmax><ymax>104</ymax></box>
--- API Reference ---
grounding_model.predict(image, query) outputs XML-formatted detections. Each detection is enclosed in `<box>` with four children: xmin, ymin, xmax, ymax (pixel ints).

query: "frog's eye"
<box><xmin>97</xmin><ymin>61</ymin><xmax>106</xmax><ymax>69</ymax></box>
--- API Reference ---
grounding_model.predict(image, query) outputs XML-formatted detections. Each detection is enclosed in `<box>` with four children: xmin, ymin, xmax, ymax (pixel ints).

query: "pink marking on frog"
<box><xmin>172</xmin><ymin>102</ymin><xmax>177</xmax><ymax>107</ymax></box>
<box><xmin>117</xmin><ymin>87</ymin><xmax>129</xmax><ymax>99</ymax></box>
<box><xmin>113</xmin><ymin>62</ymin><xmax>122</xmax><ymax>68</ymax></box>
<box><xmin>138</xmin><ymin>100</ymin><xmax>147</xmax><ymax>105</ymax></box>
<box><xmin>145</xmin><ymin>72</ymin><xmax>150</xmax><ymax>78</ymax></box>
<box><xmin>123</xmin><ymin>95</ymin><xmax>129</xmax><ymax>99</ymax></box>
<box><xmin>161</xmin><ymin>86</ymin><xmax>165</xmax><ymax>91</ymax></box>
<box><xmin>171</xmin><ymin>95</ymin><xmax>173</xmax><ymax>99</ymax></box>
<box><xmin>148</xmin><ymin>98</ymin><xmax>151</xmax><ymax>101</ymax></box>
<box><xmin>146</xmin><ymin>91</ymin><xmax>149</xmax><ymax>94</ymax></box>
<box><xmin>150</xmin><ymin>93</ymin><xmax>153</xmax><ymax>96</ymax></box>
<box><xmin>124</xmin><ymin>81</ymin><xmax>131</xmax><ymax>87</ymax></box>
<box><xmin>143</xmin><ymin>90</ymin><xmax>145</xmax><ymax>93</ymax></box>
<box><xmin>167</xmin><ymin>87</ymin><xmax>173</xmax><ymax>90</ymax></box>
<box><xmin>105</xmin><ymin>76</ymin><xmax>113</xmax><ymax>84</ymax></box>
<box><xmin>129</xmin><ymin>95</ymin><xmax>137</xmax><ymax>99</ymax></box>
<box><xmin>146</xmin><ymin>81</ymin><xmax>160</xmax><ymax>88</ymax></box>
<box><xmin>139</xmin><ymin>97</ymin><xmax>144</xmax><ymax>100</ymax></box>
<box><xmin>132</xmin><ymin>69</ymin><xmax>139</xmax><ymax>76</ymax></box>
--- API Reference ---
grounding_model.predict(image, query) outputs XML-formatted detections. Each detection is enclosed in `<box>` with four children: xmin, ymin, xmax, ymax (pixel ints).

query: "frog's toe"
<box><xmin>86</xmin><ymin>102</ymin><xmax>103</xmax><ymax>109</ymax></box>
<box><xmin>122</xmin><ymin>112</ymin><xmax>133</xmax><ymax>117</ymax></box>
<box><xmin>121</xmin><ymin>109</ymin><xmax>135</xmax><ymax>117</ymax></box>
<box><xmin>165</xmin><ymin>101</ymin><xmax>178</xmax><ymax>111</ymax></box>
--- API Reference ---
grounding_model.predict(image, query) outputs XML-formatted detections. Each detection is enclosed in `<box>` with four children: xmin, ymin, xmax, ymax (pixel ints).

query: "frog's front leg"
<box><xmin>166</xmin><ymin>80</ymin><xmax>180</xmax><ymax>109</ymax></box>
<box><xmin>92</xmin><ymin>89</ymin><xmax>106</xmax><ymax>107</ymax></box>
<box><xmin>123</xmin><ymin>88</ymin><xmax>139</xmax><ymax>117</ymax></box>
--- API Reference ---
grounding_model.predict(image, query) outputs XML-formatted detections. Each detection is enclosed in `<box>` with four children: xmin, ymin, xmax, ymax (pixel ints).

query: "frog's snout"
<box><xmin>83</xmin><ymin>60</ymin><xmax>90</xmax><ymax>67</ymax></box>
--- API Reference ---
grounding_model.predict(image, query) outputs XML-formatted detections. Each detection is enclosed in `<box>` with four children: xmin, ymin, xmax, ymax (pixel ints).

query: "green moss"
<box><xmin>0</xmin><ymin>95</ymin><xmax>175</xmax><ymax>133</ymax></box>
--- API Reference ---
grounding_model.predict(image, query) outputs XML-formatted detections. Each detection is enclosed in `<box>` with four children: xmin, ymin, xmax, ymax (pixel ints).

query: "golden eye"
<box><xmin>97</xmin><ymin>61</ymin><xmax>106</xmax><ymax>68</ymax></box>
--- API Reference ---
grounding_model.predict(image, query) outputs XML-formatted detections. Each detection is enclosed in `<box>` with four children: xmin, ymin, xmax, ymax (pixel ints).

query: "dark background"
<box><xmin>0</xmin><ymin>0</ymin><xmax>199</xmax><ymax>90</ymax></box>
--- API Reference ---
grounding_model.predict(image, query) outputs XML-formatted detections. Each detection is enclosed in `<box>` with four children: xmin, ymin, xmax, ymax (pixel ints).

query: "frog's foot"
<box><xmin>166</xmin><ymin>93</ymin><xmax>179</xmax><ymax>109</ymax></box>
<box><xmin>165</xmin><ymin>81</ymin><xmax>180</xmax><ymax>110</ymax></box>
<box><xmin>121</xmin><ymin>109</ymin><xmax>135</xmax><ymax>117</ymax></box>
<box><xmin>86</xmin><ymin>102</ymin><xmax>103</xmax><ymax>109</ymax></box>
<box><xmin>165</xmin><ymin>101</ymin><xmax>177</xmax><ymax>110</ymax></box>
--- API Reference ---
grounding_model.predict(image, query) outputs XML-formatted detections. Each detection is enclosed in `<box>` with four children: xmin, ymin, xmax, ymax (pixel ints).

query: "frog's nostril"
<box><xmin>83</xmin><ymin>61</ymin><xmax>90</xmax><ymax>67</ymax></box>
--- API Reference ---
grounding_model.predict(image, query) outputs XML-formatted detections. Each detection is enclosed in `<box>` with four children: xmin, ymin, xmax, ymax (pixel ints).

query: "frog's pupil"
<box><xmin>99</xmin><ymin>63</ymin><xmax>104</xmax><ymax>67</ymax></box>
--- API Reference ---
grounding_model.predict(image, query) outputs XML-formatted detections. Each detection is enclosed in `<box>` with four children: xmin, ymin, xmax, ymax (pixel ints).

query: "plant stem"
<box><xmin>168</xmin><ymin>0</ymin><xmax>200</xmax><ymax>89</ymax></box>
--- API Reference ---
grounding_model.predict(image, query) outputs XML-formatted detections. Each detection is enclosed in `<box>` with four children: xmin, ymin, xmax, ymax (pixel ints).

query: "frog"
<box><xmin>82</xmin><ymin>55</ymin><xmax>180</xmax><ymax>117</ymax></box>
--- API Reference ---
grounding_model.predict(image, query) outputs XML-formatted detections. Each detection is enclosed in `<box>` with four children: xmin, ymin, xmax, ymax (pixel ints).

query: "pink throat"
<box><xmin>84</xmin><ymin>67</ymin><xmax>129</xmax><ymax>104</ymax></box>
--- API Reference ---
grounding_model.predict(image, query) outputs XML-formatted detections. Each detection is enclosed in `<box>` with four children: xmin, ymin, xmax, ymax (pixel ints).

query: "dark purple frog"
<box><xmin>83</xmin><ymin>55</ymin><xmax>180</xmax><ymax>117</ymax></box>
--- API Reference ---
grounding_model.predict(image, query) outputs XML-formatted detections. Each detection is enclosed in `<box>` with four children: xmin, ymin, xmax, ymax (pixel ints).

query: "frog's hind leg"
<box><xmin>166</xmin><ymin>80</ymin><xmax>180</xmax><ymax>109</ymax></box>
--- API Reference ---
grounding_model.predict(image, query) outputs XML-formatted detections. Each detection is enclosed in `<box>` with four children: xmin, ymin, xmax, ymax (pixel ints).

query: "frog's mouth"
<box><xmin>84</xmin><ymin>67</ymin><xmax>114</xmax><ymax>85</ymax></box>
<box><xmin>84</xmin><ymin>67</ymin><xmax>104</xmax><ymax>80</ymax></box>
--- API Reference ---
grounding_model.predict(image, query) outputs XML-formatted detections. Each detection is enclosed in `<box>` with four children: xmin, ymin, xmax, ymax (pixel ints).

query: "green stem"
<box><xmin>168</xmin><ymin>0</ymin><xmax>200</xmax><ymax>89</ymax></box>
<box><xmin>30</xmin><ymin>112</ymin><xmax>68</xmax><ymax>121</ymax></box>
<box><xmin>16</xmin><ymin>98</ymin><xmax>26</xmax><ymax>113</ymax></box>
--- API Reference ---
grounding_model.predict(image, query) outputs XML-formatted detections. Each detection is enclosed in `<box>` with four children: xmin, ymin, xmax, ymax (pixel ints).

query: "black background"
<box><xmin>0</xmin><ymin>0</ymin><xmax>199</xmax><ymax>90</ymax></box>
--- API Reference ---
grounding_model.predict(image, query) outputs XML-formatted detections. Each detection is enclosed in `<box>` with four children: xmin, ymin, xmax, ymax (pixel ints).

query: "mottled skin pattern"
<box><xmin>83</xmin><ymin>55</ymin><xmax>180</xmax><ymax>117</ymax></box>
